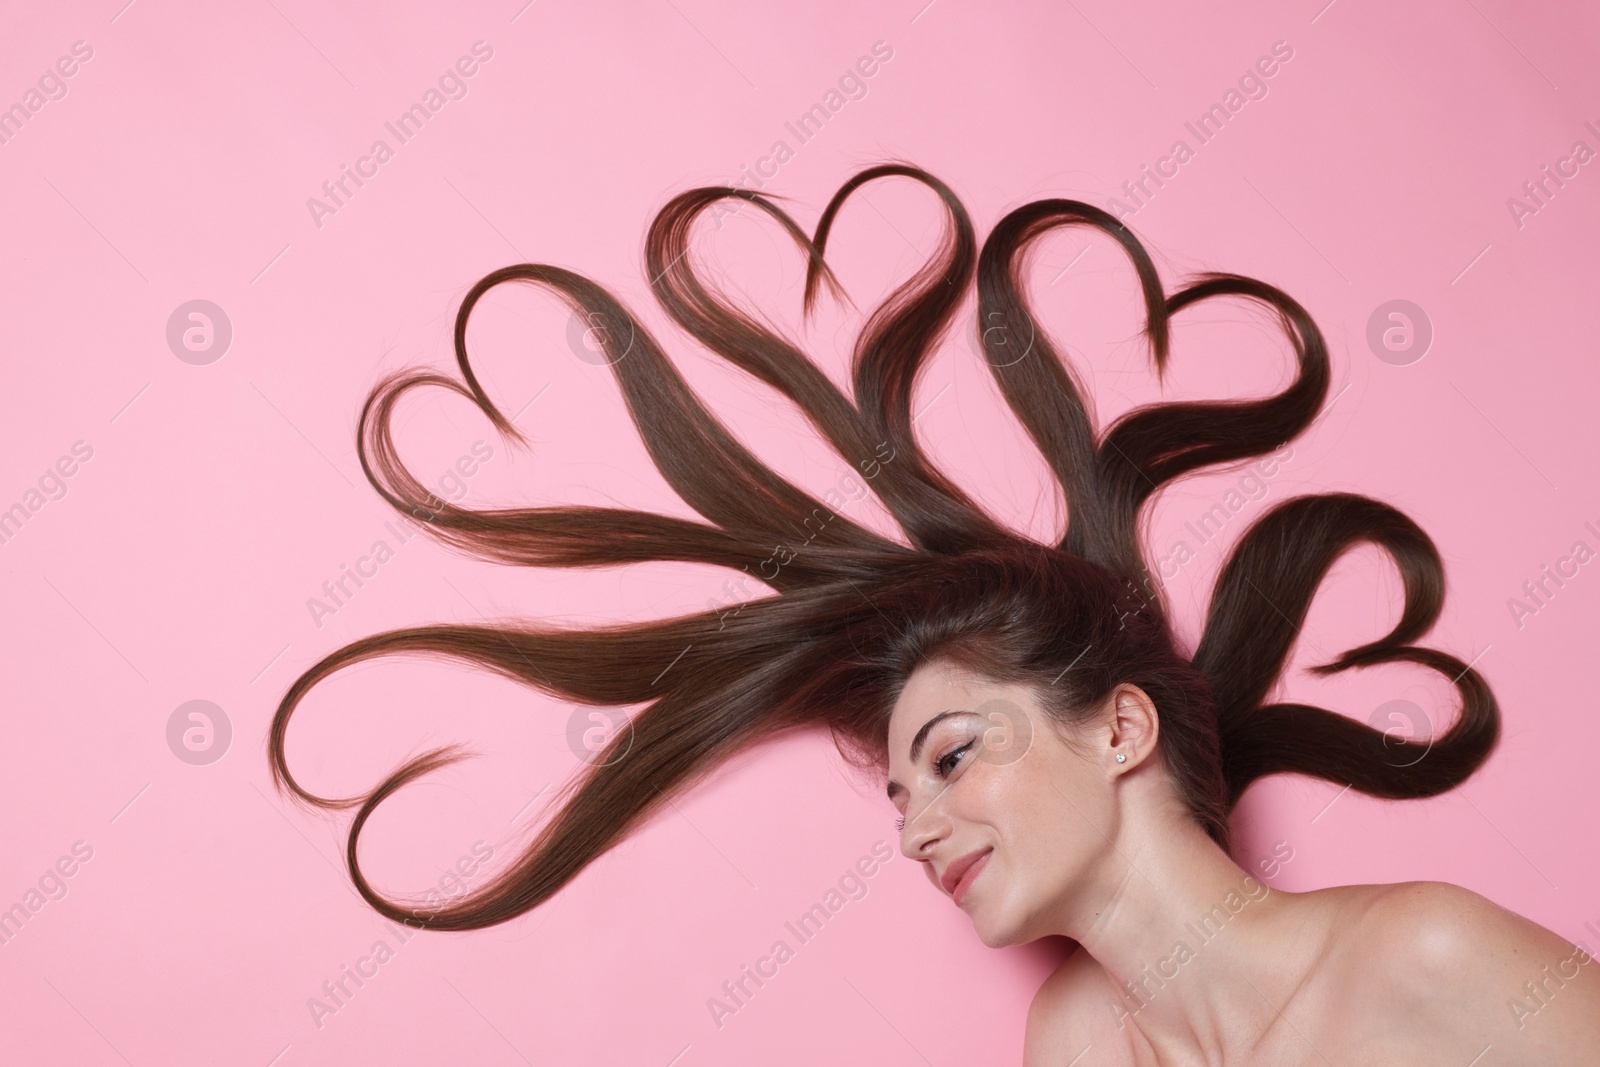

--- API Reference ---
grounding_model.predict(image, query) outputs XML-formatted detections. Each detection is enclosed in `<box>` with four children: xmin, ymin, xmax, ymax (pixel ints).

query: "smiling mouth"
<box><xmin>944</xmin><ymin>848</ymin><xmax>993</xmax><ymax>906</ymax></box>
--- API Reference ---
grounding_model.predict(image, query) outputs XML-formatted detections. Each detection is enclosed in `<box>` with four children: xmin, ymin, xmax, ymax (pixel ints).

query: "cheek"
<box><xmin>989</xmin><ymin>758</ymin><xmax>1107</xmax><ymax>889</ymax></box>
<box><xmin>983</xmin><ymin>755</ymin><xmax>1073</xmax><ymax>837</ymax></box>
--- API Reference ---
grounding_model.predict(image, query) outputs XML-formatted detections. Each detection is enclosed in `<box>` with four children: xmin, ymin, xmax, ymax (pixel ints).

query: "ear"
<box><xmin>1105</xmin><ymin>684</ymin><xmax>1160</xmax><ymax>769</ymax></box>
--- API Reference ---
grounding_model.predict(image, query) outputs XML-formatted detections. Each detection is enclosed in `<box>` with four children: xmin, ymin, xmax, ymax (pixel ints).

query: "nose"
<box><xmin>898</xmin><ymin>796</ymin><xmax>950</xmax><ymax>860</ymax></box>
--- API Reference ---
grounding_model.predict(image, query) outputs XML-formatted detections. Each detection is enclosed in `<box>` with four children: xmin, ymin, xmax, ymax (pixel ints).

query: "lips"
<box><xmin>940</xmin><ymin>847</ymin><xmax>993</xmax><ymax>904</ymax></box>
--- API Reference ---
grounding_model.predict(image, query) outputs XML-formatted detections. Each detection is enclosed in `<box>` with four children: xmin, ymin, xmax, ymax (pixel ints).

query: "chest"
<box><xmin>1046</xmin><ymin>960</ymin><xmax>1446</xmax><ymax>1067</ymax></box>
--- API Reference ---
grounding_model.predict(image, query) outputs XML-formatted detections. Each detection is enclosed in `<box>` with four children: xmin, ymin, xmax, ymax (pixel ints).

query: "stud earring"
<box><xmin>1115</xmin><ymin>752</ymin><xmax>1127</xmax><ymax>763</ymax></box>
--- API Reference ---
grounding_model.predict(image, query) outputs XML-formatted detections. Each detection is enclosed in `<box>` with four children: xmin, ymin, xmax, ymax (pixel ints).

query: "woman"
<box><xmin>267</xmin><ymin>163</ymin><xmax>1599</xmax><ymax>1061</ymax></box>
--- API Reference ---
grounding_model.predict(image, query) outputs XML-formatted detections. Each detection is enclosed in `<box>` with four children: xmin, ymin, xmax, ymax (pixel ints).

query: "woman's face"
<box><xmin>884</xmin><ymin>658</ymin><xmax>1121</xmax><ymax>948</ymax></box>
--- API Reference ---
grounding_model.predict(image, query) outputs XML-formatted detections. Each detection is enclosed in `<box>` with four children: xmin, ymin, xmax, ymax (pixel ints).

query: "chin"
<box><xmin>969</xmin><ymin>897</ymin><xmax>1031</xmax><ymax>948</ymax></box>
<box><xmin>973</xmin><ymin>923</ymin><xmax>1018</xmax><ymax>949</ymax></box>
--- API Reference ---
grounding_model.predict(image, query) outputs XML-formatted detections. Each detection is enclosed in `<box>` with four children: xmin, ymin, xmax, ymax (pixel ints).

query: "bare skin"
<box><xmin>883</xmin><ymin>659</ymin><xmax>1600</xmax><ymax>1066</ymax></box>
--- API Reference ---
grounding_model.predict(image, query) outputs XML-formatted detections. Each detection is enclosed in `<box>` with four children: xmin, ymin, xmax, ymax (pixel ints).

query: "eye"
<box><xmin>935</xmin><ymin>738</ymin><xmax>976</xmax><ymax>779</ymax></box>
<box><xmin>894</xmin><ymin>815</ymin><xmax>906</xmax><ymax>832</ymax></box>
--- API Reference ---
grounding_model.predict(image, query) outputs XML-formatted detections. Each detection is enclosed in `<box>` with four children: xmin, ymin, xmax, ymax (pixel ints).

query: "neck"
<box><xmin>1045</xmin><ymin>803</ymin><xmax>1305</xmax><ymax>1061</ymax></box>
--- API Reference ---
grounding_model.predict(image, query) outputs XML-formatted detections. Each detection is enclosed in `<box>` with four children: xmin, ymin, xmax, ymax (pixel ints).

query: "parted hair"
<box><xmin>267</xmin><ymin>163</ymin><xmax>1498</xmax><ymax>932</ymax></box>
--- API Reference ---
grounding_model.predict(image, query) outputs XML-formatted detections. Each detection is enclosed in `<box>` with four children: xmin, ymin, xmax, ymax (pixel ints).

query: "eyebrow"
<box><xmin>884</xmin><ymin>709</ymin><xmax>972</xmax><ymax>802</ymax></box>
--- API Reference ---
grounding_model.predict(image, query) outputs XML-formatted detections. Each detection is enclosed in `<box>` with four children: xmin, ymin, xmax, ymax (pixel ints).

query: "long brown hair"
<box><xmin>267</xmin><ymin>163</ymin><xmax>1498</xmax><ymax>931</ymax></box>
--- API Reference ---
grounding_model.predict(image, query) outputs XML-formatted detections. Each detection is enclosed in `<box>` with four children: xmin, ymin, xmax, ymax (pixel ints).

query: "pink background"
<box><xmin>2</xmin><ymin>0</ymin><xmax>1597</xmax><ymax>1063</ymax></box>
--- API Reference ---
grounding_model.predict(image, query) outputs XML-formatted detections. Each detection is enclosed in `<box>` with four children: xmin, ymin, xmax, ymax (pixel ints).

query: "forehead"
<box><xmin>887</xmin><ymin>660</ymin><xmax>997</xmax><ymax>746</ymax></box>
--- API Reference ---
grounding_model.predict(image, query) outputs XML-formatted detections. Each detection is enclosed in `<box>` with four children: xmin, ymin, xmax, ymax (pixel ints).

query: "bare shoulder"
<box><xmin>1336</xmin><ymin>880</ymin><xmax>1600</xmax><ymax>1063</ymax></box>
<box><xmin>1354</xmin><ymin>879</ymin><xmax>1585</xmax><ymax>979</ymax></box>
<box><xmin>1025</xmin><ymin>943</ymin><xmax>1131</xmax><ymax>1067</ymax></box>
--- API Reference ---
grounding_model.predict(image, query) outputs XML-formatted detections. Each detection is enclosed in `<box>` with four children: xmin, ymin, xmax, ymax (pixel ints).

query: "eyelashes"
<box><xmin>895</xmin><ymin>738</ymin><xmax>977</xmax><ymax>833</ymax></box>
<box><xmin>936</xmin><ymin>739</ymin><xmax>976</xmax><ymax>778</ymax></box>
